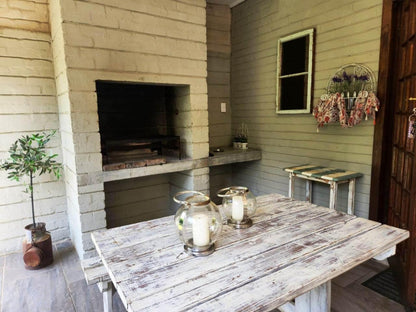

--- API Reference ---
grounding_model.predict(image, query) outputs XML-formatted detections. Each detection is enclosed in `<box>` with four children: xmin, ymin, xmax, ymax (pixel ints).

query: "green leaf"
<box><xmin>0</xmin><ymin>130</ymin><xmax>63</xmax><ymax>221</ymax></box>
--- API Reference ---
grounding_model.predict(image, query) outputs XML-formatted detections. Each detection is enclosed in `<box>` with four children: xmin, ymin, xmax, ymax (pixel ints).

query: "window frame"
<box><xmin>276</xmin><ymin>28</ymin><xmax>314</xmax><ymax>114</ymax></box>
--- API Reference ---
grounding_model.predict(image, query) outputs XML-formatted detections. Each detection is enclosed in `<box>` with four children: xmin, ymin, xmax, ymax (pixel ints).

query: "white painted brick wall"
<box><xmin>48</xmin><ymin>0</ymin><xmax>209</xmax><ymax>258</ymax></box>
<box><xmin>0</xmin><ymin>0</ymin><xmax>69</xmax><ymax>256</ymax></box>
<box><xmin>1</xmin><ymin>0</ymin><xmax>212</xmax><ymax>258</ymax></box>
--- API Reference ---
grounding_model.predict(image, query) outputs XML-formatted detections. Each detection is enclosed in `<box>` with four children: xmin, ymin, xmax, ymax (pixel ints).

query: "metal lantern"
<box><xmin>217</xmin><ymin>186</ymin><xmax>257</xmax><ymax>229</ymax></box>
<box><xmin>173</xmin><ymin>191</ymin><xmax>223</xmax><ymax>257</ymax></box>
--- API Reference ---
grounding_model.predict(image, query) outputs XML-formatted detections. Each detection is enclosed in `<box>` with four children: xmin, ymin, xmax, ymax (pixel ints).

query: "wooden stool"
<box><xmin>81</xmin><ymin>256</ymin><xmax>113</xmax><ymax>312</ymax></box>
<box><xmin>284</xmin><ymin>164</ymin><xmax>363</xmax><ymax>215</ymax></box>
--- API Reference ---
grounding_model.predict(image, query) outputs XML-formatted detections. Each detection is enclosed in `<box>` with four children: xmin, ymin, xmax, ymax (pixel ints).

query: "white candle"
<box><xmin>232</xmin><ymin>195</ymin><xmax>244</xmax><ymax>222</ymax></box>
<box><xmin>192</xmin><ymin>214</ymin><xmax>210</xmax><ymax>247</ymax></box>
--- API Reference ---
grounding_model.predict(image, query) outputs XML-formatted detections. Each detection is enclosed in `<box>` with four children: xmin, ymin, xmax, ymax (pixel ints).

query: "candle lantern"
<box><xmin>173</xmin><ymin>191</ymin><xmax>223</xmax><ymax>257</ymax></box>
<box><xmin>217</xmin><ymin>186</ymin><xmax>257</xmax><ymax>229</ymax></box>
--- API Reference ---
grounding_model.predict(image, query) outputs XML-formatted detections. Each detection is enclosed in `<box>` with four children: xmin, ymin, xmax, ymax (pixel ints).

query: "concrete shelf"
<box><xmin>208</xmin><ymin>147</ymin><xmax>261</xmax><ymax>167</ymax></box>
<box><xmin>102</xmin><ymin>147</ymin><xmax>261</xmax><ymax>182</ymax></box>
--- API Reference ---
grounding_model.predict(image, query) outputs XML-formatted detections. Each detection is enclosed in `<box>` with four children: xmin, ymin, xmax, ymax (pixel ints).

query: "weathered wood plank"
<box><xmin>184</xmin><ymin>225</ymin><xmax>408</xmax><ymax>312</ymax></box>
<box><xmin>91</xmin><ymin>194</ymin><xmax>409</xmax><ymax>312</ymax></box>
<box><xmin>96</xmin><ymin>201</ymin><xmax>338</xmax><ymax>279</ymax></box>
<box><xmin>95</xmin><ymin>196</ymin><xmax>333</xmax><ymax>262</ymax></box>
<box><xmin>81</xmin><ymin>257</ymin><xmax>110</xmax><ymax>285</ymax></box>
<box><xmin>102</xmin><ymin>156</ymin><xmax>167</xmax><ymax>171</ymax></box>
<box><xmin>94</xmin><ymin>194</ymin><xmax>288</xmax><ymax>245</ymax></box>
<box><xmin>127</xmin><ymin>217</ymin><xmax>376</xmax><ymax>311</ymax></box>
<box><xmin>284</xmin><ymin>166</ymin><xmax>363</xmax><ymax>182</ymax></box>
<box><xmin>284</xmin><ymin>165</ymin><xmax>362</xmax><ymax>214</ymax></box>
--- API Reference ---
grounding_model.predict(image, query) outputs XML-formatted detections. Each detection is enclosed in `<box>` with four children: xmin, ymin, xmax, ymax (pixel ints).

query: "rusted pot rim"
<box><xmin>24</xmin><ymin>222</ymin><xmax>46</xmax><ymax>233</ymax></box>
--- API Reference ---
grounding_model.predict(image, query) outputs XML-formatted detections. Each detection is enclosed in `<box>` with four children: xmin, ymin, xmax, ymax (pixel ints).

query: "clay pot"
<box><xmin>22</xmin><ymin>222</ymin><xmax>53</xmax><ymax>270</ymax></box>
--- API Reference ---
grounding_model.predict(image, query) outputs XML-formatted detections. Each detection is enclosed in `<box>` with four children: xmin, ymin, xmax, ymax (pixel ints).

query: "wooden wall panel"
<box><xmin>231</xmin><ymin>0</ymin><xmax>382</xmax><ymax>218</ymax></box>
<box><xmin>207</xmin><ymin>2</ymin><xmax>233</xmax><ymax>199</ymax></box>
<box><xmin>105</xmin><ymin>175</ymin><xmax>172</xmax><ymax>228</ymax></box>
<box><xmin>207</xmin><ymin>2</ymin><xmax>232</xmax><ymax>148</ymax></box>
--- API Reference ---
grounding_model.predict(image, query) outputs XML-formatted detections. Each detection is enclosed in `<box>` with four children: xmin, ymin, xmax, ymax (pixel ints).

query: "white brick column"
<box><xmin>49</xmin><ymin>0</ymin><xmax>209</xmax><ymax>259</ymax></box>
<box><xmin>49</xmin><ymin>0</ymin><xmax>106</xmax><ymax>259</ymax></box>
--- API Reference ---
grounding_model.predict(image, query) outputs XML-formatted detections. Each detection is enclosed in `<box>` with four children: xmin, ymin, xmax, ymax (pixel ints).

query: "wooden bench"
<box><xmin>81</xmin><ymin>257</ymin><xmax>113</xmax><ymax>312</ymax></box>
<box><xmin>284</xmin><ymin>164</ymin><xmax>363</xmax><ymax>214</ymax></box>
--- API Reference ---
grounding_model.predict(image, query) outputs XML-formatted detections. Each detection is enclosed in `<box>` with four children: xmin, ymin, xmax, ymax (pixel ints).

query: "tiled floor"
<box><xmin>0</xmin><ymin>239</ymin><xmax>407</xmax><ymax>312</ymax></box>
<box><xmin>0</xmin><ymin>240</ymin><xmax>125</xmax><ymax>312</ymax></box>
<box><xmin>331</xmin><ymin>259</ymin><xmax>406</xmax><ymax>312</ymax></box>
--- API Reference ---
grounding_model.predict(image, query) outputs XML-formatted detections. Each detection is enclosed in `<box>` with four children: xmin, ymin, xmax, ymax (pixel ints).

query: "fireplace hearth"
<box><xmin>102</xmin><ymin>136</ymin><xmax>180</xmax><ymax>171</ymax></box>
<box><xmin>96</xmin><ymin>81</ymin><xmax>185</xmax><ymax>170</ymax></box>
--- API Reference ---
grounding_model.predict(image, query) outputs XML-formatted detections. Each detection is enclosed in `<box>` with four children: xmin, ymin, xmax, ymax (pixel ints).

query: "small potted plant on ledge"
<box><xmin>233</xmin><ymin>123</ymin><xmax>249</xmax><ymax>149</ymax></box>
<box><xmin>1</xmin><ymin>131</ymin><xmax>62</xmax><ymax>269</ymax></box>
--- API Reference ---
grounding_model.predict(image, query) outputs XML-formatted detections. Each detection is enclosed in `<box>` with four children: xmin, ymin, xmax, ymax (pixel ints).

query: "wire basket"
<box><xmin>326</xmin><ymin>63</ymin><xmax>376</xmax><ymax>96</ymax></box>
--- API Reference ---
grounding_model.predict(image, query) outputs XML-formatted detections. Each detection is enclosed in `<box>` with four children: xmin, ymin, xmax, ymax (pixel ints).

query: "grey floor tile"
<box><xmin>4</xmin><ymin>252</ymin><xmax>58</xmax><ymax>281</ymax></box>
<box><xmin>1</xmin><ymin>240</ymin><xmax>126</xmax><ymax>312</ymax></box>
<box><xmin>68</xmin><ymin>279</ymin><xmax>103</xmax><ymax>312</ymax></box>
<box><xmin>113</xmin><ymin>291</ymin><xmax>127</xmax><ymax>312</ymax></box>
<box><xmin>69</xmin><ymin>279</ymin><xmax>126</xmax><ymax>312</ymax></box>
<box><xmin>2</xmin><ymin>254</ymin><xmax>75</xmax><ymax>312</ymax></box>
<box><xmin>54</xmin><ymin>240</ymin><xmax>84</xmax><ymax>284</ymax></box>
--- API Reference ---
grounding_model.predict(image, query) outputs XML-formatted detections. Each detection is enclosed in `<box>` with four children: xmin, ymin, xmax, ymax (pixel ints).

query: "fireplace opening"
<box><xmin>96</xmin><ymin>81</ymin><xmax>188</xmax><ymax>171</ymax></box>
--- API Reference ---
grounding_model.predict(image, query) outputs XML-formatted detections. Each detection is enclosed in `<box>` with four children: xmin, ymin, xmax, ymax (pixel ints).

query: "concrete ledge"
<box><xmin>208</xmin><ymin>147</ymin><xmax>261</xmax><ymax>167</ymax></box>
<box><xmin>102</xmin><ymin>147</ymin><xmax>261</xmax><ymax>182</ymax></box>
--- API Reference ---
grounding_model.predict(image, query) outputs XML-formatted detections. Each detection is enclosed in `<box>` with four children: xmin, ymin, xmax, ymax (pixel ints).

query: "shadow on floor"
<box><xmin>0</xmin><ymin>239</ymin><xmax>407</xmax><ymax>312</ymax></box>
<box><xmin>0</xmin><ymin>239</ymin><xmax>125</xmax><ymax>312</ymax></box>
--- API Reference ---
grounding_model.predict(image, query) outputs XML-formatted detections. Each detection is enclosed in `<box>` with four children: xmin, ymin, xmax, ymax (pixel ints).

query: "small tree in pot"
<box><xmin>1</xmin><ymin>131</ymin><xmax>62</xmax><ymax>269</ymax></box>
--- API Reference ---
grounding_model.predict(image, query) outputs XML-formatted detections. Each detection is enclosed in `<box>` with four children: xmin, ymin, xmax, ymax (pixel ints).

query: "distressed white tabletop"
<box><xmin>91</xmin><ymin>194</ymin><xmax>409</xmax><ymax>312</ymax></box>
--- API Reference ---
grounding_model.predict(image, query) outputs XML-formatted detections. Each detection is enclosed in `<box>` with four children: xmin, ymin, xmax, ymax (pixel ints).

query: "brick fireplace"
<box><xmin>49</xmin><ymin>0</ymin><xmax>209</xmax><ymax>258</ymax></box>
<box><xmin>97</xmin><ymin>81</ymin><xmax>186</xmax><ymax>169</ymax></box>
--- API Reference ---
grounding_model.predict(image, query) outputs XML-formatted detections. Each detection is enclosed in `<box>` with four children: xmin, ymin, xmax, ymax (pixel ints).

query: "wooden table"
<box><xmin>284</xmin><ymin>164</ymin><xmax>363</xmax><ymax>214</ymax></box>
<box><xmin>91</xmin><ymin>194</ymin><xmax>408</xmax><ymax>312</ymax></box>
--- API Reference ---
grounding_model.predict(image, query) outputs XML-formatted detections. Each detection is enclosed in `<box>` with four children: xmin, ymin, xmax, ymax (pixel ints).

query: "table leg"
<box><xmin>289</xmin><ymin>173</ymin><xmax>295</xmax><ymax>199</ymax></box>
<box><xmin>98</xmin><ymin>281</ymin><xmax>113</xmax><ymax>312</ymax></box>
<box><xmin>373</xmin><ymin>246</ymin><xmax>396</xmax><ymax>261</ymax></box>
<box><xmin>347</xmin><ymin>179</ymin><xmax>356</xmax><ymax>215</ymax></box>
<box><xmin>295</xmin><ymin>281</ymin><xmax>331</xmax><ymax>312</ymax></box>
<box><xmin>306</xmin><ymin>180</ymin><xmax>312</xmax><ymax>203</ymax></box>
<box><xmin>329</xmin><ymin>182</ymin><xmax>337</xmax><ymax>210</ymax></box>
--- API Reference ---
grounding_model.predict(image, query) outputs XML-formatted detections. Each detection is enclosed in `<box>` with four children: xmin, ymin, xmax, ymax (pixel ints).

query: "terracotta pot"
<box><xmin>22</xmin><ymin>222</ymin><xmax>53</xmax><ymax>270</ymax></box>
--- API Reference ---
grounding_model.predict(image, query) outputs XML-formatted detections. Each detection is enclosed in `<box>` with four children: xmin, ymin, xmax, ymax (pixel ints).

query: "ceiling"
<box><xmin>207</xmin><ymin>0</ymin><xmax>246</xmax><ymax>8</ymax></box>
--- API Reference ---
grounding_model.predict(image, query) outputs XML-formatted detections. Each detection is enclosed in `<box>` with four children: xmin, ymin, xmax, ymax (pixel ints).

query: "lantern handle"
<box><xmin>217</xmin><ymin>186</ymin><xmax>249</xmax><ymax>198</ymax></box>
<box><xmin>173</xmin><ymin>190</ymin><xmax>207</xmax><ymax>205</ymax></box>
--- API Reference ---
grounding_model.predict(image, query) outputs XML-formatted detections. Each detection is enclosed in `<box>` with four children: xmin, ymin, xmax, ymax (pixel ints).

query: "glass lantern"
<box><xmin>173</xmin><ymin>191</ymin><xmax>223</xmax><ymax>257</ymax></box>
<box><xmin>217</xmin><ymin>186</ymin><xmax>257</xmax><ymax>229</ymax></box>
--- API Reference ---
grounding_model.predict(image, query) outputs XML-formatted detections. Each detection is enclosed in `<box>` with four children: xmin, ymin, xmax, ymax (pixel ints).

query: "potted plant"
<box><xmin>1</xmin><ymin>131</ymin><xmax>62</xmax><ymax>269</ymax></box>
<box><xmin>232</xmin><ymin>135</ymin><xmax>241</xmax><ymax>149</ymax></box>
<box><xmin>233</xmin><ymin>123</ymin><xmax>248</xmax><ymax>149</ymax></box>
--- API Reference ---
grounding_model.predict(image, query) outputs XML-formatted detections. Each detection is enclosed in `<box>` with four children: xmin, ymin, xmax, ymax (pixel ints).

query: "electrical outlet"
<box><xmin>221</xmin><ymin>102</ymin><xmax>226</xmax><ymax>113</ymax></box>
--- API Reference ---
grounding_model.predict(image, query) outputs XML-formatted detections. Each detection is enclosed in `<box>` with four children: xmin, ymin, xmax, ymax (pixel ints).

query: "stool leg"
<box><xmin>306</xmin><ymin>180</ymin><xmax>313</xmax><ymax>203</ymax></box>
<box><xmin>329</xmin><ymin>182</ymin><xmax>337</xmax><ymax>210</ymax></box>
<box><xmin>289</xmin><ymin>173</ymin><xmax>295</xmax><ymax>199</ymax></box>
<box><xmin>347</xmin><ymin>179</ymin><xmax>356</xmax><ymax>215</ymax></box>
